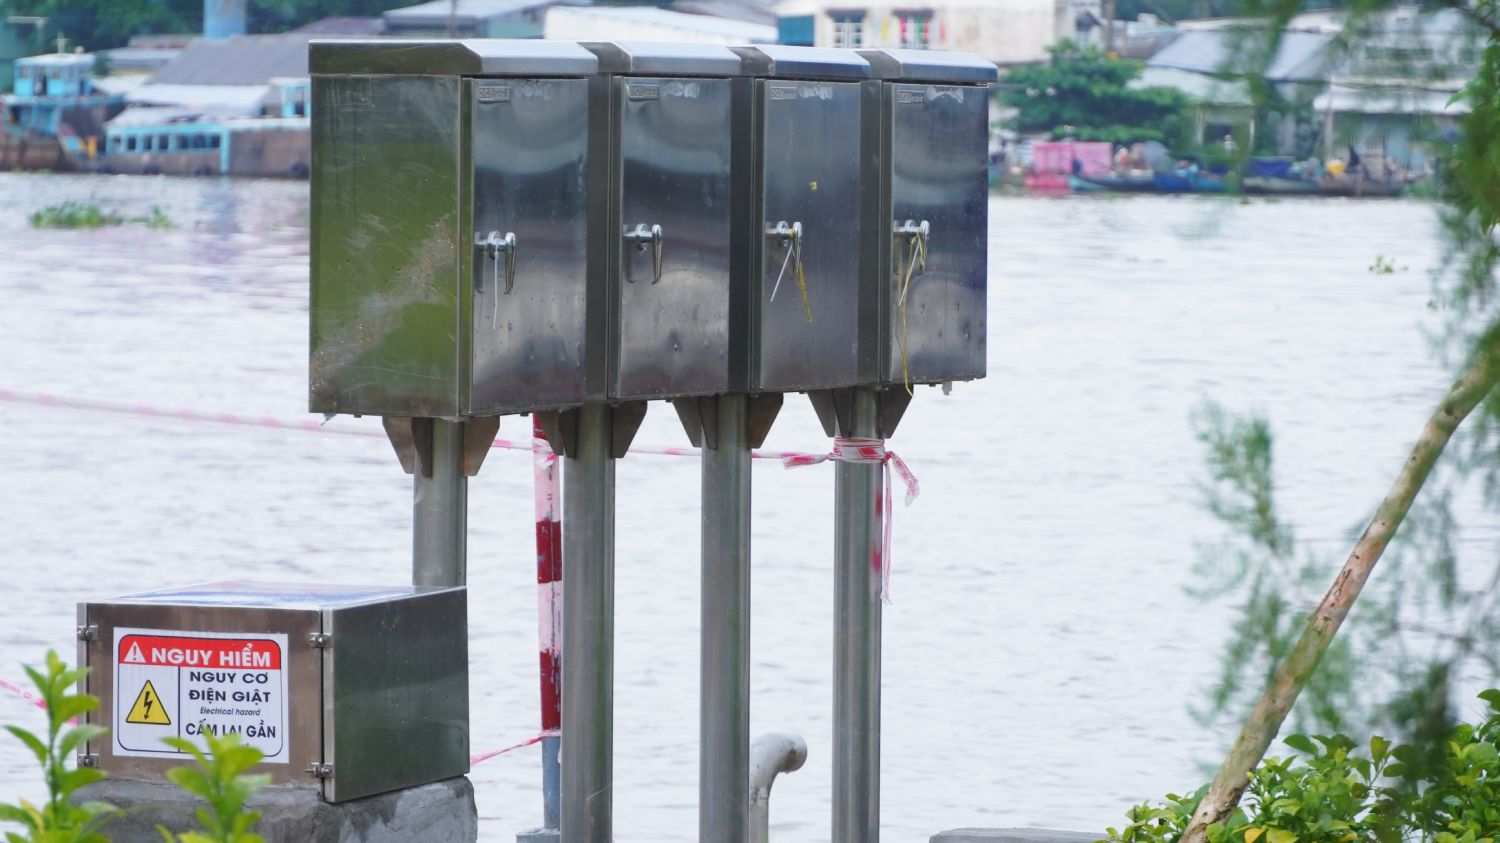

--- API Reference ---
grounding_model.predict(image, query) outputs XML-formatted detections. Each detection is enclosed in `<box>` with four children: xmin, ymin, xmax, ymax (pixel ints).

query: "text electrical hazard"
<box><xmin>113</xmin><ymin>628</ymin><xmax>290</xmax><ymax>763</ymax></box>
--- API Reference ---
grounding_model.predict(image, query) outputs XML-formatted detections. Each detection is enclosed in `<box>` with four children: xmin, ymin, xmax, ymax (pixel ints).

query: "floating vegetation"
<box><xmin>30</xmin><ymin>201</ymin><xmax>173</xmax><ymax>229</ymax></box>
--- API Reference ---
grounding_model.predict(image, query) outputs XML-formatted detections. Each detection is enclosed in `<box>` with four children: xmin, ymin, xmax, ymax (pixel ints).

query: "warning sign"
<box><xmin>113</xmin><ymin>628</ymin><xmax>289</xmax><ymax>763</ymax></box>
<box><xmin>125</xmin><ymin>681</ymin><xmax>171</xmax><ymax>725</ymax></box>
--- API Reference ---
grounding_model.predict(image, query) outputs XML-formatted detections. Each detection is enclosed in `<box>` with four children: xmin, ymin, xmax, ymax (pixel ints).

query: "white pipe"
<box><xmin>749</xmin><ymin>732</ymin><xmax>808</xmax><ymax>843</ymax></box>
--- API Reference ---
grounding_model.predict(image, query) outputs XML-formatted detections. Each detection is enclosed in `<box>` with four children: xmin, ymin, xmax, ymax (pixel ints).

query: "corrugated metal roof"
<box><xmin>292</xmin><ymin>16</ymin><xmax>386</xmax><ymax>35</ymax></box>
<box><xmin>1147</xmin><ymin>30</ymin><xmax>1334</xmax><ymax>82</ymax></box>
<box><xmin>561</xmin><ymin>7</ymin><xmax>776</xmax><ymax>39</ymax></box>
<box><xmin>384</xmin><ymin>0</ymin><xmax>574</xmax><ymax>25</ymax></box>
<box><xmin>126</xmin><ymin>83</ymin><xmax>269</xmax><ymax>114</ymax></box>
<box><xmin>148</xmin><ymin>34</ymin><xmax>314</xmax><ymax>86</ymax></box>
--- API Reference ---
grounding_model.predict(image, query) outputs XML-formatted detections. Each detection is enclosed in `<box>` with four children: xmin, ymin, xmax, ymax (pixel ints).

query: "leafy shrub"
<box><xmin>29</xmin><ymin>202</ymin><xmax>124</xmax><ymax>229</ymax></box>
<box><xmin>1104</xmin><ymin>690</ymin><xmax>1500</xmax><ymax>843</ymax></box>
<box><xmin>0</xmin><ymin>650</ymin><xmax>116</xmax><ymax>843</ymax></box>
<box><xmin>155</xmin><ymin>730</ymin><xmax>270</xmax><ymax>843</ymax></box>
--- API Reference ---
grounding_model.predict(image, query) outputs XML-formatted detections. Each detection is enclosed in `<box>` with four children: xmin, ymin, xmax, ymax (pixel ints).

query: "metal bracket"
<box><xmin>672</xmin><ymin>394</ymin><xmax>782</xmax><ymax>450</ymax></box>
<box><xmin>610</xmin><ymin>402</ymin><xmax>648</xmax><ymax>459</ymax></box>
<box><xmin>806</xmin><ymin>387</ymin><xmax>912</xmax><ymax>438</ymax></box>
<box><xmin>382</xmin><ymin>416</ymin><xmax>433</xmax><ymax>477</ymax></box>
<box><xmin>462</xmin><ymin>416</ymin><xmax>501</xmax><ymax>476</ymax></box>
<box><xmin>307</xmin><ymin>762</ymin><xmax>334</xmax><ymax>779</ymax></box>
<box><xmin>307</xmin><ymin>632</ymin><xmax>332</xmax><ymax>649</ymax></box>
<box><xmin>535</xmin><ymin>403</ymin><xmax>647</xmax><ymax>460</ymax></box>
<box><xmin>535</xmin><ymin>409</ymin><xmax>577</xmax><ymax>459</ymax></box>
<box><xmin>76</xmin><ymin>625</ymin><xmax>98</xmax><ymax>642</ymax></box>
<box><xmin>382</xmin><ymin>417</ymin><xmax>499</xmax><ymax>477</ymax></box>
<box><xmin>77</xmin><ymin>754</ymin><xmax>99</xmax><ymax>769</ymax></box>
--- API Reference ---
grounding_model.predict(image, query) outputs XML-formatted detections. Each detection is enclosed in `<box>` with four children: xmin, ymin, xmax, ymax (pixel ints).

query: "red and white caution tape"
<box><xmin>470</xmin><ymin>730</ymin><xmax>558</xmax><ymax>766</ymax></box>
<box><xmin>0</xmin><ymin>676</ymin><xmax>45</xmax><ymax>712</ymax></box>
<box><xmin>785</xmin><ymin>437</ymin><xmax>920</xmax><ymax>602</ymax></box>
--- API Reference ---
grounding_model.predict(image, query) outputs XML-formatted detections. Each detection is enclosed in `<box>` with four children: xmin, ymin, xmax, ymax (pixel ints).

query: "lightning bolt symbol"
<box><xmin>143</xmin><ymin>691</ymin><xmax>154</xmax><ymax>718</ymax></box>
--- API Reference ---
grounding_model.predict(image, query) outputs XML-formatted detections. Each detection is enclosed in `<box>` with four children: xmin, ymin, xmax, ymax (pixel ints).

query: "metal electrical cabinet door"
<box><xmin>752</xmin><ymin>78</ymin><xmax>865</xmax><ymax>392</ymax></box>
<box><xmin>611</xmin><ymin>75</ymin><xmax>735</xmax><ymax>401</ymax></box>
<box><xmin>886</xmin><ymin>81</ymin><xmax>989</xmax><ymax>386</ymax></box>
<box><xmin>469</xmin><ymin>77</ymin><xmax>593</xmax><ymax>414</ymax></box>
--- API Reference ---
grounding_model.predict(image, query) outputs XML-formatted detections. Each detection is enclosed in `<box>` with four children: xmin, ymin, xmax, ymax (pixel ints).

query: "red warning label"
<box><xmin>118</xmin><ymin>635</ymin><xmax>281</xmax><ymax>670</ymax></box>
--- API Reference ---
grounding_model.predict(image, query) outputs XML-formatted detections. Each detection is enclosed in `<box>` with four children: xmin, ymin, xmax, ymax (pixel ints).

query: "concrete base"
<box><xmin>516</xmin><ymin>828</ymin><xmax>560</xmax><ymax>843</ymax></box>
<box><xmin>931</xmin><ymin>829</ymin><xmax>1103</xmax><ymax>843</ymax></box>
<box><xmin>76</xmin><ymin>776</ymin><xmax>477</xmax><ymax>843</ymax></box>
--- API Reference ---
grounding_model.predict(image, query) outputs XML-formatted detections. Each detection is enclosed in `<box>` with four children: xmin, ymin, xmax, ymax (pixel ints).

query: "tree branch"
<box><xmin>1179</xmin><ymin>342</ymin><xmax>1500</xmax><ymax>843</ymax></box>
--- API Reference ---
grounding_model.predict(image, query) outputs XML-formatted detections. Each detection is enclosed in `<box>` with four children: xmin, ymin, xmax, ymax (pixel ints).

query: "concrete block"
<box><xmin>931</xmin><ymin>829</ymin><xmax>1105</xmax><ymax>843</ymax></box>
<box><xmin>516</xmin><ymin>828</ymin><xmax>559</xmax><ymax>843</ymax></box>
<box><xmin>75</xmin><ymin>776</ymin><xmax>477</xmax><ymax>843</ymax></box>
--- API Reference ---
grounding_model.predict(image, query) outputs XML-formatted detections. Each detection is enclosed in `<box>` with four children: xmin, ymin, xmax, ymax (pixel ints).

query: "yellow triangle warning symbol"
<box><xmin>125</xmin><ymin>680</ymin><xmax>171</xmax><ymax>726</ymax></box>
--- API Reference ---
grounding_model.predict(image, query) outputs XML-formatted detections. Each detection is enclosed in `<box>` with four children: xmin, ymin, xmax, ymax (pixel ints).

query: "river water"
<box><xmin>0</xmin><ymin>172</ymin><xmax>1480</xmax><ymax>841</ymax></box>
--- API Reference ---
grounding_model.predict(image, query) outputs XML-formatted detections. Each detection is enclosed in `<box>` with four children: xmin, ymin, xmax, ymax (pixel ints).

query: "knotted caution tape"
<box><xmin>783</xmin><ymin>437</ymin><xmax>920</xmax><ymax>603</ymax></box>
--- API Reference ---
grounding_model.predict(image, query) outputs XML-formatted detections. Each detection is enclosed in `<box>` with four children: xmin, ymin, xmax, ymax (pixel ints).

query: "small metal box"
<box><xmin>584</xmin><ymin>42</ymin><xmax>745</xmax><ymax>401</ymax></box>
<box><xmin>859</xmin><ymin>49</ymin><xmax>996</xmax><ymax>388</ymax></box>
<box><xmin>733</xmin><ymin>46</ymin><xmax>871</xmax><ymax>394</ymax></box>
<box><xmin>78</xmin><ymin>582</ymin><xmax>468</xmax><ymax>803</ymax></box>
<box><xmin>309</xmin><ymin>40</ymin><xmax>602</xmax><ymax>418</ymax></box>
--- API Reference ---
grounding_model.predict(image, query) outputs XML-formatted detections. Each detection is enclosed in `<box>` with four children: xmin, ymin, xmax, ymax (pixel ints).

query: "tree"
<box><xmin>1168</xmin><ymin>2</ymin><xmax>1500</xmax><ymax>840</ymax></box>
<box><xmin>1000</xmin><ymin>41</ymin><xmax>1193</xmax><ymax>146</ymax></box>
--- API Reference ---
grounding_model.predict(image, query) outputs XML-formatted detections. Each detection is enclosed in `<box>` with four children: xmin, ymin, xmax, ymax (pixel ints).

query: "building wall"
<box><xmin>776</xmin><ymin>0</ymin><xmax>1077</xmax><ymax>64</ymax></box>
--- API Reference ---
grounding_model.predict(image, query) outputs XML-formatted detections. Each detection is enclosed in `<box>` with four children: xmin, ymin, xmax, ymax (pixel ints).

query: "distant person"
<box><xmin>1115</xmin><ymin>145</ymin><xmax>1131</xmax><ymax>171</ymax></box>
<box><xmin>1223</xmin><ymin>133</ymin><xmax>1237</xmax><ymax>153</ymax></box>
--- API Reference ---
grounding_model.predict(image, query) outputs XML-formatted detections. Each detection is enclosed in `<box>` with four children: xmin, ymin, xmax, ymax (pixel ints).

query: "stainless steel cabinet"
<box><xmin>308</xmin><ymin>40</ymin><xmax>601</xmax><ymax>418</ymax></box>
<box><xmin>584</xmin><ymin>43</ymin><xmax>744</xmax><ymax>401</ymax></box>
<box><xmin>860</xmin><ymin>50</ymin><xmax>997</xmax><ymax>388</ymax></box>
<box><xmin>736</xmin><ymin>46</ymin><xmax>871</xmax><ymax>394</ymax></box>
<box><xmin>613</xmin><ymin>75</ymin><xmax>734</xmax><ymax>400</ymax></box>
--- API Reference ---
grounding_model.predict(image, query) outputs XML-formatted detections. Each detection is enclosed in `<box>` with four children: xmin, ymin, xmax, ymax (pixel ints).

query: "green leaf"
<box><xmin>1370</xmin><ymin>735</ymin><xmax>1390</xmax><ymax>762</ymax></box>
<box><xmin>4</xmin><ymin>725</ymin><xmax>48</xmax><ymax>765</ymax></box>
<box><xmin>1283</xmin><ymin>735</ymin><xmax>1317</xmax><ymax>755</ymax></box>
<box><xmin>1266</xmin><ymin>829</ymin><xmax>1297</xmax><ymax>843</ymax></box>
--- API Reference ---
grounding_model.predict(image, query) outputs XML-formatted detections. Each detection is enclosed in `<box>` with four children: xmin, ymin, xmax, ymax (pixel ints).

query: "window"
<box><xmin>209</xmin><ymin>134</ymin><xmax>222</xmax><ymax>149</ymax></box>
<box><xmin>127</xmin><ymin>135</ymin><xmax>138</xmax><ymax>151</ymax></box>
<box><xmin>157</xmin><ymin>135</ymin><xmax>169</xmax><ymax>151</ymax></box>
<box><xmin>830</xmin><ymin>11</ymin><xmax>864</xmax><ymax>48</ymax></box>
<box><xmin>190</xmin><ymin>134</ymin><xmax>205</xmax><ymax>149</ymax></box>
<box><xmin>109</xmin><ymin>136</ymin><xmax>121</xmax><ymax>152</ymax></box>
<box><xmin>895</xmin><ymin>11</ymin><xmax>933</xmax><ymax>49</ymax></box>
<box><xmin>778</xmin><ymin>15</ymin><xmax>815</xmax><ymax>46</ymax></box>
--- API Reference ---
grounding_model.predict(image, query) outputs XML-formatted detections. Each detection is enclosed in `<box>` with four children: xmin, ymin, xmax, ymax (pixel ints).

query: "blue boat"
<box><xmin>1</xmin><ymin>50</ymin><xmax>125</xmax><ymax>170</ymax></box>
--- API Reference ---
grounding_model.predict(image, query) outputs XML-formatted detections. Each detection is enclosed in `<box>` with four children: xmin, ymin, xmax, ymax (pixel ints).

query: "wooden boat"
<box><xmin>1242</xmin><ymin>176</ymin><xmax>1322</xmax><ymax>196</ymax></box>
<box><xmin>1075</xmin><ymin>173</ymin><xmax>1158</xmax><ymax>193</ymax></box>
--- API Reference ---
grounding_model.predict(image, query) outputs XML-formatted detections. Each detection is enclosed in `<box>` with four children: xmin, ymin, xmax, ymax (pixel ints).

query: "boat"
<box><xmin>1153</xmin><ymin>171</ymin><xmax>1228</xmax><ymax>193</ymax></box>
<box><xmin>98</xmin><ymin>77</ymin><xmax>310</xmax><ymax>178</ymax></box>
<box><xmin>1242</xmin><ymin>176</ymin><xmax>1323</xmax><ymax>195</ymax></box>
<box><xmin>1</xmin><ymin>50</ymin><xmax>126</xmax><ymax>171</ymax></box>
<box><xmin>1075</xmin><ymin>172</ymin><xmax>1158</xmax><ymax>193</ymax></box>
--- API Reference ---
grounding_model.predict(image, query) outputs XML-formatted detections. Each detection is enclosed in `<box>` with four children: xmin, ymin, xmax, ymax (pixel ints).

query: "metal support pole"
<box><xmin>701</xmin><ymin>393</ymin><xmax>751</xmax><ymax>843</ymax></box>
<box><xmin>413</xmin><ymin>418</ymin><xmax>467</xmax><ymax>588</ymax></box>
<box><xmin>562</xmin><ymin>403</ymin><xmax>614</xmax><ymax>843</ymax></box>
<box><xmin>833</xmin><ymin>388</ymin><xmax>882</xmax><ymax>843</ymax></box>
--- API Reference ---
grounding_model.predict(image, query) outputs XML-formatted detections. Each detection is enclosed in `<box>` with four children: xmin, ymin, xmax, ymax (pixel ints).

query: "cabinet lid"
<box><xmin>732</xmin><ymin>45</ymin><xmax>869</xmax><ymax>80</ymax></box>
<box><xmin>583</xmin><ymin>41</ymin><xmax>743</xmax><ymax>77</ymax></box>
<box><xmin>310</xmin><ymin>39</ymin><xmax>599</xmax><ymax>76</ymax></box>
<box><xmin>857</xmin><ymin>49</ymin><xmax>997</xmax><ymax>84</ymax></box>
<box><xmin>97</xmin><ymin>581</ymin><xmax>462</xmax><ymax>611</ymax></box>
